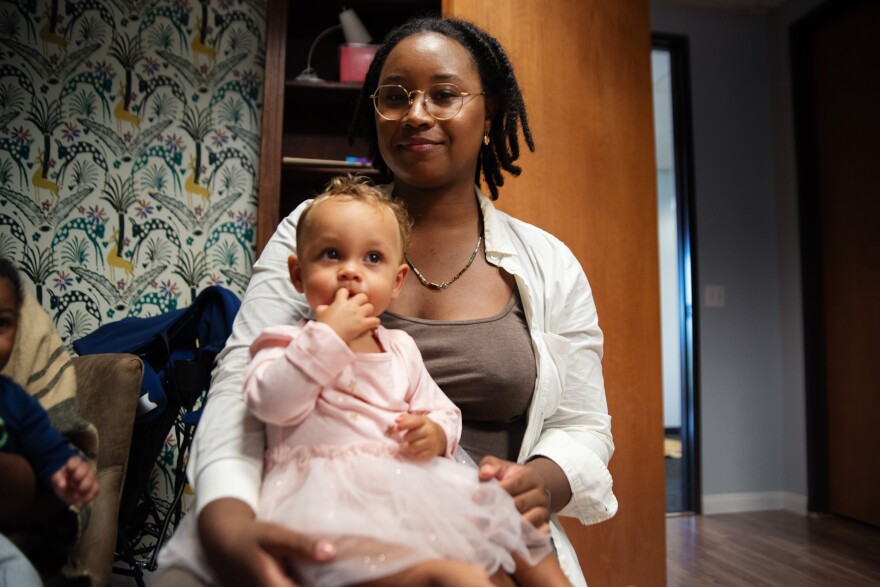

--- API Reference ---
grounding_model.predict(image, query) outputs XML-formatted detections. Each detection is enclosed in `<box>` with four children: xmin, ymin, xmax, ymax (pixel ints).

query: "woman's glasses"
<box><xmin>370</xmin><ymin>83</ymin><xmax>485</xmax><ymax>121</ymax></box>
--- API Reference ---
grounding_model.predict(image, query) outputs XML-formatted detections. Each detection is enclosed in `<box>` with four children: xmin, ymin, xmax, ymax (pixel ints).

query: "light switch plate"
<box><xmin>705</xmin><ymin>284</ymin><xmax>726</xmax><ymax>308</ymax></box>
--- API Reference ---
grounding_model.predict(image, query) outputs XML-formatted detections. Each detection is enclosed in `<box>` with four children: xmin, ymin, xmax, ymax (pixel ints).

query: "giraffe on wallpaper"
<box><xmin>38</xmin><ymin>4</ymin><xmax>67</xmax><ymax>53</ymax></box>
<box><xmin>31</xmin><ymin>149</ymin><xmax>60</xmax><ymax>200</ymax></box>
<box><xmin>190</xmin><ymin>15</ymin><xmax>215</xmax><ymax>63</ymax></box>
<box><xmin>184</xmin><ymin>154</ymin><xmax>210</xmax><ymax>207</ymax></box>
<box><xmin>114</xmin><ymin>83</ymin><xmax>141</xmax><ymax>133</ymax></box>
<box><xmin>107</xmin><ymin>225</ymin><xmax>135</xmax><ymax>281</ymax></box>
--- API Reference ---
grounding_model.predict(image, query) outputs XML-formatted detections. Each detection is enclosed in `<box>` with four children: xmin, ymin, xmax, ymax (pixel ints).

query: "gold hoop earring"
<box><xmin>483</xmin><ymin>131</ymin><xmax>490</xmax><ymax>146</ymax></box>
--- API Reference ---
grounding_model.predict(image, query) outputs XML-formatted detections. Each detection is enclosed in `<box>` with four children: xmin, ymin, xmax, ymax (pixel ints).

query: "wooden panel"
<box><xmin>257</xmin><ymin>0</ymin><xmax>288</xmax><ymax>256</ymax></box>
<box><xmin>444</xmin><ymin>1</ymin><xmax>665</xmax><ymax>585</ymax></box>
<box><xmin>811</xmin><ymin>0</ymin><xmax>880</xmax><ymax>528</ymax></box>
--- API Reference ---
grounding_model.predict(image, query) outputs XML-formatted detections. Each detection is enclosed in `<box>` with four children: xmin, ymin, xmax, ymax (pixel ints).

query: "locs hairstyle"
<box><xmin>348</xmin><ymin>17</ymin><xmax>535</xmax><ymax>200</ymax></box>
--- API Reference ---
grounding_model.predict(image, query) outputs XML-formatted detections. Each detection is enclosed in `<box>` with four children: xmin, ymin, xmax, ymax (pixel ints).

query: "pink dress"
<box><xmin>245</xmin><ymin>320</ymin><xmax>553</xmax><ymax>586</ymax></box>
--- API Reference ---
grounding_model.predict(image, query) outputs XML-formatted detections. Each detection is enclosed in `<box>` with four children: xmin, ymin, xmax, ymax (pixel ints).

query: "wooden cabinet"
<box><xmin>257</xmin><ymin>0</ymin><xmax>439</xmax><ymax>253</ymax></box>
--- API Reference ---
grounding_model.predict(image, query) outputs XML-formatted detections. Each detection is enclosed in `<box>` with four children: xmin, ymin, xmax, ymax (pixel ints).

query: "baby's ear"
<box><xmin>288</xmin><ymin>254</ymin><xmax>305</xmax><ymax>293</ymax></box>
<box><xmin>391</xmin><ymin>263</ymin><xmax>408</xmax><ymax>299</ymax></box>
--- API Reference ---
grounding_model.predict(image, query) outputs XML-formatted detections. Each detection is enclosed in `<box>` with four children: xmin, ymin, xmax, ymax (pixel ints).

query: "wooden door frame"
<box><xmin>790</xmin><ymin>0</ymin><xmax>859</xmax><ymax>515</ymax></box>
<box><xmin>652</xmin><ymin>32</ymin><xmax>702</xmax><ymax>515</ymax></box>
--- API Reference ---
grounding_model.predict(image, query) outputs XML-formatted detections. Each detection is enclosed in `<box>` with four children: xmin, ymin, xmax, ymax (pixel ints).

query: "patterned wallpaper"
<box><xmin>0</xmin><ymin>0</ymin><xmax>266</xmax><ymax>558</ymax></box>
<box><xmin>0</xmin><ymin>0</ymin><xmax>264</xmax><ymax>339</ymax></box>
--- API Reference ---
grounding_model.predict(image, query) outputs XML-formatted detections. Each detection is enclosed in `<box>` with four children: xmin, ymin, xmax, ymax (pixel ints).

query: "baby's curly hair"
<box><xmin>349</xmin><ymin>17</ymin><xmax>535</xmax><ymax>200</ymax></box>
<box><xmin>297</xmin><ymin>175</ymin><xmax>412</xmax><ymax>261</ymax></box>
<box><xmin>0</xmin><ymin>257</ymin><xmax>24</xmax><ymax>313</ymax></box>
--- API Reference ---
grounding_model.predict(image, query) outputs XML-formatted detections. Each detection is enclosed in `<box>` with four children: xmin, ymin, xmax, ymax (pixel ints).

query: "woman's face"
<box><xmin>375</xmin><ymin>32</ymin><xmax>488</xmax><ymax>192</ymax></box>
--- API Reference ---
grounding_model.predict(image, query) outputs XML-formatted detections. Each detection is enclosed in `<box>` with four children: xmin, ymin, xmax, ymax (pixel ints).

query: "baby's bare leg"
<box><xmin>512</xmin><ymin>552</ymin><xmax>572</xmax><ymax>587</ymax></box>
<box><xmin>354</xmin><ymin>559</ymin><xmax>494</xmax><ymax>587</ymax></box>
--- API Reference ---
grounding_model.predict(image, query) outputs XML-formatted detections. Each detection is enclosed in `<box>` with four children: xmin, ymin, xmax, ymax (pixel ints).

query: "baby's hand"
<box><xmin>395</xmin><ymin>414</ymin><xmax>446</xmax><ymax>461</ymax></box>
<box><xmin>51</xmin><ymin>455</ymin><xmax>98</xmax><ymax>508</ymax></box>
<box><xmin>315</xmin><ymin>288</ymin><xmax>380</xmax><ymax>344</ymax></box>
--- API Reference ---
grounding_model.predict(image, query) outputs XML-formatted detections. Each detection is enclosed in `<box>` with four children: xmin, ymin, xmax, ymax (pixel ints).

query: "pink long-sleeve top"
<box><xmin>244</xmin><ymin>320</ymin><xmax>461</xmax><ymax>458</ymax></box>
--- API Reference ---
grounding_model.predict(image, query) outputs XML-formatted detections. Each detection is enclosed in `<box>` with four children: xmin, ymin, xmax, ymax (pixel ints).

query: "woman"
<box><xmin>159</xmin><ymin>16</ymin><xmax>616</xmax><ymax>587</ymax></box>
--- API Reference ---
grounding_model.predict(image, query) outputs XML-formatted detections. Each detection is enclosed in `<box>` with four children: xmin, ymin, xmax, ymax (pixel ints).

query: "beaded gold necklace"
<box><xmin>405</xmin><ymin>229</ymin><xmax>483</xmax><ymax>291</ymax></box>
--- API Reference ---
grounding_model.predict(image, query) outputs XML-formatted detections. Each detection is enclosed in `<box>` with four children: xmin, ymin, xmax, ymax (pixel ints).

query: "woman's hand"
<box><xmin>479</xmin><ymin>455</ymin><xmax>572</xmax><ymax>533</ymax></box>
<box><xmin>199</xmin><ymin>498</ymin><xmax>336</xmax><ymax>587</ymax></box>
<box><xmin>396</xmin><ymin>414</ymin><xmax>447</xmax><ymax>461</ymax></box>
<box><xmin>478</xmin><ymin>456</ymin><xmax>551</xmax><ymax>531</ymax></box>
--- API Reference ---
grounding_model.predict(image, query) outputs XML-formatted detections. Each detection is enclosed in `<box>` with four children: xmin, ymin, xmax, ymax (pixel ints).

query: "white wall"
<box><xmin>651</xmin><ymin>0</ymin><xmax>825</xmax><ymax>513</ymax></box>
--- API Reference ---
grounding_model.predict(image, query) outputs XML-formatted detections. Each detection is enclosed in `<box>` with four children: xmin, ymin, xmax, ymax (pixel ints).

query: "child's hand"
<box><xmin>315</xmin><ymin>288</ymin><xmax>380</xmax><ymax>344</ymax></box>
<box><xmin>395</xmin><ymin>414</ymin><xmax>447</xmax><ymax>461</ymax></box>
<box><xmin>51</xmin><ymin>455</ymin><xmax>98</xmax><ymax>508</ymax></box>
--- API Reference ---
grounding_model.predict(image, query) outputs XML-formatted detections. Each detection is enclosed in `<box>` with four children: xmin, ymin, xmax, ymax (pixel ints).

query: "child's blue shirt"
<box><xmin>0</xmin><ymin>375</ymin><xmax>80</xmax><ymax>487</ymax></box>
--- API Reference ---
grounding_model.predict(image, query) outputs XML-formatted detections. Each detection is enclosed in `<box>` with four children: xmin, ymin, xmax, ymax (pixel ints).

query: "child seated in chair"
<box><xmin>0</xmin><ymin>258</ymin><xmax>98</xmax><ymax>585</ymax></box>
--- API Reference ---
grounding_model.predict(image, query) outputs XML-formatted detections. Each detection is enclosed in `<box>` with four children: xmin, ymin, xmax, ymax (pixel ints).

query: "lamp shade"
<box><xmin>339</xmin><ymin>8</ymin><xmax>371</xmax><ymax>44</ymax></box>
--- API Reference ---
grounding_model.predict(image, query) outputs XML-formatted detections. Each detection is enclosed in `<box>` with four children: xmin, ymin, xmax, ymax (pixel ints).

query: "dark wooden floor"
<box><xmin>667</xmin><ymin>510</ymin><xmax>880</xmax><ymax>586</ymax></box>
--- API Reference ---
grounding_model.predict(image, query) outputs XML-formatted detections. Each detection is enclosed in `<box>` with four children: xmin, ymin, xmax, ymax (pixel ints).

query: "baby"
<box><xmin>244</xmin><ymin>176</ymin><xmax>570</xmax><ymax>586</ymax></box>
<box><xmin>0</xmin><ymin>258</ymin><xmax>98</xmax><ymax>584</ymax></box>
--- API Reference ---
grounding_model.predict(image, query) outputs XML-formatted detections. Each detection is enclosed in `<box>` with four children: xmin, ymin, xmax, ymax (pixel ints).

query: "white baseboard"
<box><xmin>702</xmin><ymin>491</ymin><xmax>807</xmax><ymax>515</ymax></box>
<box><xmin>783</xmin><ymin>491</ymin><xmax>808</xmax><ymax>514</ymax></box>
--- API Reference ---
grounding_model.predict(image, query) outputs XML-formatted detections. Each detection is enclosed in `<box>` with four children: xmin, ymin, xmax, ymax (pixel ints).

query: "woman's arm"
<box><xmin>528</xmin><ymin>243</ymin><xmax>616</xmax><ymax>524</ymax></box>
<box><xmin>484</xmin><ymin>214</ymin><xmax>616</xmax><ymax>526</ymax></box>
<box><xmin>187</xmin><ymin>202</ymin><xmax>315</xmax><ymax>584</ymax></box>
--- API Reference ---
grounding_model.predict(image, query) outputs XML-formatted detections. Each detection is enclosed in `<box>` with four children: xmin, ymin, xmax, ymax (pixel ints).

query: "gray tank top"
<box><xmin>381</xmin><ymin>292</ymin><xmax>537</xmax><ymax>462</ymax></box>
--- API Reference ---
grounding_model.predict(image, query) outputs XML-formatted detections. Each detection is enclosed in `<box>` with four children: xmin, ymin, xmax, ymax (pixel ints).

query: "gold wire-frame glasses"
<box><xmin>370</xmin><ymin>83</ymin><xmax>485</xmax><ymax>121</ymax></box>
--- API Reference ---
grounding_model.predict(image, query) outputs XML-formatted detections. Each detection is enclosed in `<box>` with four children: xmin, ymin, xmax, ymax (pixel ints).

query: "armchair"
<box><xmin>67</xmin><ymin>353</ymin><xmax>142</xmax><ymax>587</ymax></box>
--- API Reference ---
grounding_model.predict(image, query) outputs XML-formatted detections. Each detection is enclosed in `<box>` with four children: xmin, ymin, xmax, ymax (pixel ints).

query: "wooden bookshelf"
<box><xmin>257</xmin><ymin>0</ymin><xmax>439</xmax><ymax>253</ymax></box>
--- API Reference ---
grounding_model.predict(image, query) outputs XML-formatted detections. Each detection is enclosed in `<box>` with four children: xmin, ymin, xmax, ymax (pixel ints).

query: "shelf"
<box><xmin>282</xmin><ymin>156</ymin><xmax>373</xmax><ymax>169</ymax></box>
<box><xmin>285</xmin><ymin>80</ymin><xmax>363</xmax><ymax>91</ymax></box>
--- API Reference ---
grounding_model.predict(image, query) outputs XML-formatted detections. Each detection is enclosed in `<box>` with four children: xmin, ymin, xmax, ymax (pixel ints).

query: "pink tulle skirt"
<box><xmin>258</xmin><ymin>442</ymin><xmax>553</xmax><ymax>586</ymax></box>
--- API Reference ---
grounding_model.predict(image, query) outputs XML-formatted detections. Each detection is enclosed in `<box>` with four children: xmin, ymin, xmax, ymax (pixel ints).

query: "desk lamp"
<box><xmin>296</xmin><ymin>8</ymin><xmax>372</xmax><ymax>82</ymax></box>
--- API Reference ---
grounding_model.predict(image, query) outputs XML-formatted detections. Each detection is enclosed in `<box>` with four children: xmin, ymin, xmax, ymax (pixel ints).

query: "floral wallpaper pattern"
<box><xmin>0</xmin><ymin>0</ymin><xmax>263</xmax><ymax>336</ymax></box>
<box><xmin>0</xmin><ymin>0</ymin><xmax>265</xmax><ymax>561</ymax></box>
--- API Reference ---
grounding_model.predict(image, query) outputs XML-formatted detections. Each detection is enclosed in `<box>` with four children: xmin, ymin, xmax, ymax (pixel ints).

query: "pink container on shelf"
<box><xmin>339</xmin><ymin>44</ymin><xmax>379</xmax><ymax>82</ymax></box>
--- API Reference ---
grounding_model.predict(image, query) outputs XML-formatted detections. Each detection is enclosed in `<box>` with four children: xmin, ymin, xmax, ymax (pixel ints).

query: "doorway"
<box><xmin>652</xmin><ymin>34</ymin><xmax>700</xmax><ymax>514</ymax></box>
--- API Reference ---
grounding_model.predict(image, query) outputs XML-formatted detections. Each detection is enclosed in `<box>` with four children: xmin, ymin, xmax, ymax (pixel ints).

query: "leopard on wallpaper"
<box><xmin>0</xmin><ymin>0</ymin><xmax>264</xmax><ymax>339</ymax></box>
